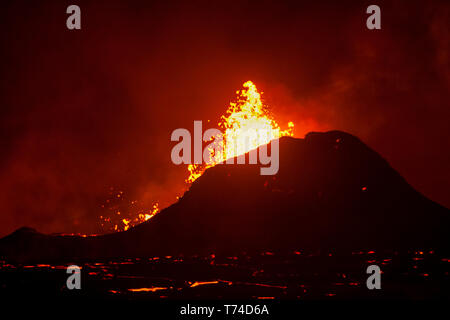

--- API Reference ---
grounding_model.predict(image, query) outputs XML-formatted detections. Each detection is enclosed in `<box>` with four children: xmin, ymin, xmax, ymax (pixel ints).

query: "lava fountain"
<box><xmin>101</xmin><ymin>81</ymin><xmax>294</xmax><ymax>232</ymax></box>
<box><xmin>187</xmin><ymin>81</ymin><xmax>294</xmax><ymax>183</ymax></box>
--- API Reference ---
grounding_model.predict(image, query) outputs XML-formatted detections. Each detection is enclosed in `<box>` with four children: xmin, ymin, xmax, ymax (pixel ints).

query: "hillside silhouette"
<box><xmin>1</xmin><ymin>131</ymin><xmax>449</xmax><ymax>263</ymax></box>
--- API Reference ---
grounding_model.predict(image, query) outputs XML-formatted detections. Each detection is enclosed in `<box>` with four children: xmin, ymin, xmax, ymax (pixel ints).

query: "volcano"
<box><xmin>1</xmin><ymin>131</ymin><xmax>449</xmax><ymax>263</ymax></box>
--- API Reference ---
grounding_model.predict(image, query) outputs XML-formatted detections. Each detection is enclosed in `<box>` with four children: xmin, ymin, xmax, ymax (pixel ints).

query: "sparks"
<box><xmin>101</xmin><ymin>201</ymin><xmax>160</xmax><ymax>232</ymax></box>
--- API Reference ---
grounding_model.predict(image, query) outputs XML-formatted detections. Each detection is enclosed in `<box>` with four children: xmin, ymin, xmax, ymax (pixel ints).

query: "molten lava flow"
<box><xmin>187</xmin><ymin>81</ymin><xmax>294</xmax><ymax>183</ymax></box>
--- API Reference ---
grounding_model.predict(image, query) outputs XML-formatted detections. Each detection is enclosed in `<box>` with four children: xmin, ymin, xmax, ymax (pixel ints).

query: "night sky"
<box><xmin>0</xmin><ymin>0</ymin><xmax>448</xmax><ymax>236</ymax></box>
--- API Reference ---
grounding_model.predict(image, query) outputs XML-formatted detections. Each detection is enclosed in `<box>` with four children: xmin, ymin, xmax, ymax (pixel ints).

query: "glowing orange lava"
<box><xmin>100</xmin><ymin>200</ymin><xmax>159</xmax><ymax>232</ymax></box>
<box><xmin>187</xmin><ymin>81</ymin><xmax>294</xmax><ymax>183</ymax></box>
<box><xmin>100</xmin><ymin>81</ymin><xmax>293</xmax><ymax>232</ymax></box>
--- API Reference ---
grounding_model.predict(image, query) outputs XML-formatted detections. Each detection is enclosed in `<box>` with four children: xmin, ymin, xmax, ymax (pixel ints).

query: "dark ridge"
<box><xmin>0</xmin><ymin>131</ymin><xmax>448</xmax><ymax>263</ymax></box>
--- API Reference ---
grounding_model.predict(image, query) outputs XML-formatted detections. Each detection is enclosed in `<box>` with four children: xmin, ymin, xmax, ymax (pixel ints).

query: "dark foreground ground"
<box><xmin>1</xmin><ymin>249</ymin><xmax>449</xmax><ymax>301</ymax></box>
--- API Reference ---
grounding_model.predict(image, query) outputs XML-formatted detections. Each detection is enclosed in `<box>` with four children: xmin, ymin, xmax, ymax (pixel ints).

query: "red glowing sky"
<box><xmin>0</xmin><ymin>0</ymin><xmax>448</xmax><ymax>236</ymax></box>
